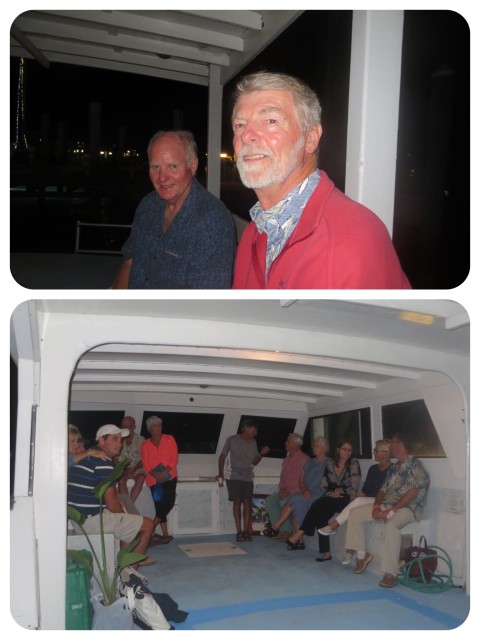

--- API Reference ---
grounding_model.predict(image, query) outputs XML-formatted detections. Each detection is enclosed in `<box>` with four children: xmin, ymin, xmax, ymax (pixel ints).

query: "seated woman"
<box><xmin>318</xmin><ymin>439</ymin><xmax>391</xmax><ymax>564</ymax></box>
<box><xmin>264</xmin><ymin>437</ymin><xmax>330</xmax><ymax>538</ymax></box>
<box><xmin>286</xmin><ymin>438</ymin><xmax>361</xmax><ymax>561</ymax></box>
<box><xmin>68</xmin><ymin>423</ymin><xmax>109</xmax><ymax>466</ymax></box>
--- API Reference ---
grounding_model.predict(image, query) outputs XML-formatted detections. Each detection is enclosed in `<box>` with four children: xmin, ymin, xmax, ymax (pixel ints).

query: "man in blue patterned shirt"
<box><xmin>345</xmin><ymin>432</ymin><xmax>430</xmax><ymax>588</ymax></box>
<box><xmin>113</xmin><ymin>131</ymin><xmax>236</xmax><ymax>289</ymax></box>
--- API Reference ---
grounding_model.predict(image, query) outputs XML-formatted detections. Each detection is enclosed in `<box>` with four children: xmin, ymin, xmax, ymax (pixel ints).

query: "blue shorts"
<box><xmin>226</xmin><ymin>479</ymin><xmax>254</xmax><ymax>502</ymax></box>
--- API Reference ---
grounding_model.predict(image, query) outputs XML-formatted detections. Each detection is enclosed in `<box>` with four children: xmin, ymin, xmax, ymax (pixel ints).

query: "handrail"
<box><xmin>75</xmin><ymin>221</ymin><xmax>131</xmax><ymax>255</ymax></box>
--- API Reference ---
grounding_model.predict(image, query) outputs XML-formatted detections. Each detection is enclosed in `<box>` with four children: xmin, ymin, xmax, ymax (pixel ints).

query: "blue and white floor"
<box><xmin>136</xmin><ymin>533</ymin><xmax>469</xmax><ymax>632</ymax></box>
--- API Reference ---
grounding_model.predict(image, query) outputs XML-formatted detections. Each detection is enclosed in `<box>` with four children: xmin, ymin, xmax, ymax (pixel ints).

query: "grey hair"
<box><xmin>288</xmin><ymin>432</ymin><xmax>304</xmax><ymax>447</ymax></box>
<box><xmin>145</xmin><ymin>415</ymin><xmax>163</xmax><ymax>434</ymax></box>
<box><xmin>147</xmin><ymin>130</ymin><xmax>198</xmax><ymax>165</ymax></box>
<box><xmin>313</xmin><ymin>436</ymin><xmax>329</xmax><ymax>451</ymax></box>
<box><xmin>232</xmin><ymin>71</ymin><xmax>322</xmax><ymax>134</ymax></box>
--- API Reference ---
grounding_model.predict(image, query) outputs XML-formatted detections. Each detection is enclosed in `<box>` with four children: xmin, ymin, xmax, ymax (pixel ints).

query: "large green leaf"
<box><xmin>67</xmin><ymin>505</ymin><xmax>86</xmax><ymax>525</ymax></box>
<box><xmin>92</xmin><ymin>459</ymin><xmax>129</xmax><ymax>502</ymax></box>
<box><xmin>118</xmin><ymin>537</ymin><xmax>141</xmax><ymax>555</ymax></box>
<box><xmin>67</xmin><ymin>548</ymin><xmax>93</xmax><ymax>573</ymax></box>
<box><xmin>117</xmin><ymin>552</ymin><xmax>147</xmax><ymax>572</ymax></box>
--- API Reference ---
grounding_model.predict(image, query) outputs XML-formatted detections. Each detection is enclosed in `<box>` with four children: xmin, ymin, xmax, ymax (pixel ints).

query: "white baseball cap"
<box><xmin>95</xmin><ymin>424</ymin><xmax>129</xmax><ymax>440</ymax></box>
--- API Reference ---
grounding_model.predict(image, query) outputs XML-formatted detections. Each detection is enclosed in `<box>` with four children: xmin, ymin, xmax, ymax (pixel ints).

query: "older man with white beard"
<box><xmin>231</xmin><ymin>71</ymin><xmax>411</xmax><ymax>290</ymax></box>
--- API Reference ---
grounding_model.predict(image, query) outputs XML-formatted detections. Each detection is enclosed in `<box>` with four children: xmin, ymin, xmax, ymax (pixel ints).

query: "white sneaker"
<box><xmin>318</xmin><ymin>525</ymin><xmax>336</xmax><ymax>536</ymax></box>
<box><xmin>341</xmin><ymin>551</ymin><xmax>354</xmax><ymax>565</ymax></box>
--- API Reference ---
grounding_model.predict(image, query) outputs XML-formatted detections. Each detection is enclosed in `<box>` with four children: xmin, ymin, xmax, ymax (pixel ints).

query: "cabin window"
<box><xmin>237</xmin><ymin>415</ymin><xmax>298</xmax><ymax>459</ymax></box>
<box><xmin>381</xmin><ymin>399</ymin><xmax>446</xmax><ymax>457</ymax></box>
<box><xmin>305</xmin><ymin>408</ymin><xmax>372</xmax><ymax>458</ymax></box>
<box><xmin>68</xmin><ymin>410</ymin><xmax>126</xmax><ymax>447</ymax></box>
<box><xmin>141</xmin><ymin>411</ymin><xmax>224</xmax><ymax>454</ymax></box>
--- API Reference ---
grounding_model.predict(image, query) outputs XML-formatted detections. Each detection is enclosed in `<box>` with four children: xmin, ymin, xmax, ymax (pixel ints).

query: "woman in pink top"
<box><xmin>141</xmin><ymin>415</ymin><xmax>178</xmax><ymax>544</ymax></box>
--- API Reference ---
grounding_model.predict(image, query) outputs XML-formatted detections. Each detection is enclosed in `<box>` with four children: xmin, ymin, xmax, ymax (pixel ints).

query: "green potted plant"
<box><xmin>67</xmin><ymin>459</ymin><xmax>147</xmax><ymax>611</ymax></box>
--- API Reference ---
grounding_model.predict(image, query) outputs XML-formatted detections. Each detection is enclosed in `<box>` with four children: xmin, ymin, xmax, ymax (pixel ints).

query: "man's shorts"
<box><xmin>74</xmin><ymin>510</ymin><xmax>143</xmax><ymax>543</ymax></box>
<box><xmin>225</xmin><ymin>479</ymin><xmax>254</xmax><ymax>502</ymax></box>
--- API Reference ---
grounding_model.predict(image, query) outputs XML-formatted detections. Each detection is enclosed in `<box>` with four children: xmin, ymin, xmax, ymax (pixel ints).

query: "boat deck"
<box><xmin>133</xmin><ymin>533</ymin><xmax>469</xmax><ymax>632</ymax></box>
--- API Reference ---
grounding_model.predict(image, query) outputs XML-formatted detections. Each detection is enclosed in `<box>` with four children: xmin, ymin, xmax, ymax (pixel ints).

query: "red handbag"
<box><xmin>403</xmin><ymin>535</ymin><xmax>438</xmax><ymax>582</ymax></box>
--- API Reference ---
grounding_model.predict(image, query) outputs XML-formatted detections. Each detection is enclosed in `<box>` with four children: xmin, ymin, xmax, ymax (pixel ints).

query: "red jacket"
<box><xmin>233</xmin><ymin>171</ymin><xmax>411</xmax><ymax>289</ymax></box>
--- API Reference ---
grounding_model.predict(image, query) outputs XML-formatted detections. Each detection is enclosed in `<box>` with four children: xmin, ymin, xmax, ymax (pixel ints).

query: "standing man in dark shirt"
<box><xmin>68</xmin><ymin>424</ymin><xmax>155</xmax><ymax>566</ymax></box>
<box><xmin>113</xmin><ymin>130</ymin><xmax>236</xmax><ymax>289</ymax></box>
<box><xmin>216</xmin><ymin>419</ymin><xmax>269</xmax><ymax>542</ymax></box>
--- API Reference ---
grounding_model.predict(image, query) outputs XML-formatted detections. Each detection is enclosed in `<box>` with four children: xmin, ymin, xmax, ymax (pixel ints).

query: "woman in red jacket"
<box><xmin>141</xmin><ymin>416</ymin><xmax>178</xmax><ymax>544</ymax></box>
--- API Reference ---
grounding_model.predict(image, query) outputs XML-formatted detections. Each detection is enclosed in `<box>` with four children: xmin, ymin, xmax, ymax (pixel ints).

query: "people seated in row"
<box><xmin>263</xmin><ymin>433</ymin><xmax>310</xmax><ymax>538</ymax></box>
<box><xmin>67</xmin><ymin>424</ymin><xmax>156</xmax><ymax>569</ymax></box>
<box><xmin>115</xmin><ymin>415</ymin><xmax>146</xmax><ymax>505</ymax></box>
<box><xmin>286</xmin><ymin>439</ymin><xmax>361</xmax><ymax>561</ymax></box>
<box><xmin>318</xmin><ymin>439</ymin><xmax>392</xmax><ymax>544</ymax></box>
<box><xmin>264</xmin><ymin>436</ymin><xmax>330</xmax><ymax>539</ymax></box>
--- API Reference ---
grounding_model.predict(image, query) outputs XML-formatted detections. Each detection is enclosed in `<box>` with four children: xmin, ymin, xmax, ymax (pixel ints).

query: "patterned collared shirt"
<box><xmin>381</xmin><ymin>455</ymin><xmax>430</xmax><ymax>521</ymax></box>
<box><xmin>250</xmin><ymin>169</ymin><xmax>321</xmax><ymax>277</ymax></box>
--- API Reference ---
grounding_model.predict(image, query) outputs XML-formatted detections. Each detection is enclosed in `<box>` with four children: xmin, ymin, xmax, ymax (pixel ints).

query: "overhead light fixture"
<box><xmin>399</xmin><ymin>311</ymin><xmax>435</xmax><ymax>325</ymax></box>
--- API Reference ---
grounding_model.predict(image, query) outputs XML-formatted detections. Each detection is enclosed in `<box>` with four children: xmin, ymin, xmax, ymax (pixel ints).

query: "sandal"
<box><xmin>243</xmin><ymin>532</ymin><xmax>253</xmax><ymax>541</ymax></box>
<box><xmin>286</xmin><ymin>539</ymin><xmax>305</xmax><ymax>551</ymax></box>
<box><xmin>263</xmin><ymin>526</ymin><xmax>279</xmax><ymax>538</ymax></box>
<box><xmin>138</xmin><ymin>556</ymin><xmax>157</xmax><ymax>567</ymax></box>
<box><xmin>236</xmin><ymin>531</ymin><xmax>246</xmax><ymax>542</ymax></box>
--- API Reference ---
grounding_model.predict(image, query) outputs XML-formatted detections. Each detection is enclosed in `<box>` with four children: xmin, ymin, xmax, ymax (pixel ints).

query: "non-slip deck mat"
<box><xmin>178</xmin><ymin>542</ymin><xmax>247</xmax><ymax>558</ymax></box>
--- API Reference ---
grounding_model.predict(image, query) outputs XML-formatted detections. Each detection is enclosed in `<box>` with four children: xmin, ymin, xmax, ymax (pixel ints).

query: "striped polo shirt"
<box><xmin>67</xmin><ymin>455</ymin><xmax>114</xmax><ymax>517</ymax></box>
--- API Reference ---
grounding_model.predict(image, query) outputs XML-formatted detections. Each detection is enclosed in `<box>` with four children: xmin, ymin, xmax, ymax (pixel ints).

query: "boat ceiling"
<box><xmin>19</xmin><ymin>299</ymin><xmax>469</xmax><ymax>406</ymax></box>
<box><xmin>10</xmin><ymin>9</ymin><xmax>303</xmax><ymax>85</ymax></box>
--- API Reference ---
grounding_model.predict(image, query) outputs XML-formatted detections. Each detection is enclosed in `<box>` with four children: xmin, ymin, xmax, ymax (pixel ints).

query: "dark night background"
<box><xmin>10</xmin><ymin>10</ymin><xmax>470</xmax><ymax>289</ymax></box>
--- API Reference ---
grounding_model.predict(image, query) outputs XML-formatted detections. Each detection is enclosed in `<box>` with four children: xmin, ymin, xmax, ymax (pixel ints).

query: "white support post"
<box><xmin>207</xmin><ymin>64</ymin><xmax>223</xmax><ymax>197</ymax></box>
<box><xmin>345</xmin><ymin>10</ymin><xmax>404</xmax><ymax>235</ymax></box>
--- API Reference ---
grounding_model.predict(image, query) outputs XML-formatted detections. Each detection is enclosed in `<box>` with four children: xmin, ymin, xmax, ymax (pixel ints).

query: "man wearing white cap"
<box><xmin>67</xmin><ymin>424</ymin><xmax>155</xmax><ymax>567</ymax></box>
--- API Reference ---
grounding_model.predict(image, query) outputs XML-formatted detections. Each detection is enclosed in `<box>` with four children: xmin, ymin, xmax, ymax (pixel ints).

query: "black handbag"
<box><xmin>403</xmin><ymin>535</ymin><xmax>438</xmax><ymax>583</ymax></box>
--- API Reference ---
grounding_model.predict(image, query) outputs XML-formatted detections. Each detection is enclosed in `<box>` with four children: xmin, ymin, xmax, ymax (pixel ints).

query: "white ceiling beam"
<box><xmin>179</xmin><ymin>10</ymin><xmax>264</xmax><ymax>31</ymax></box>
<box><xmin>27</xmin><ymin>36</ymin><xmax>209</xmax><ymax>78</ymax></box>
<box><xmin>220</xmin><ymin>10</ymin><xmax>303</xmax><ymax>83</ymax></box>
<box><xmin>88</xmin><ymin>344</ymin><xmax>420</xmax><ymax>379</ymax></box>
<box><xmin>10</xmin><ymin>24</ymin><xmax>50</xmax><ymax>68</ymax></box>
<box><xmin>72</xmin><ymin>371</ymin><xmax>345</xmax><ymax>397</ymax></box>
<box><xmin>15</xmin><ymin>15</ymin><xmax>231</xmax><ymax>66</ymax></box>
<box><xmin>76</xmin><ymin>361</ymin><xmax>378</xmax><ymax>389</ymax></box>
<box><xmin>70</xmin><ymin>381</ymin><xmax>319</xmax><ymax>404</ymax></box>
<box><xmin>445</xmin><ymin>312</ymin><xmax>470</xmax><ymax>331</ymax></box>
<box><xmin>40</xmin><ymin>9</ymin><xmax>246</xmax><ymax>51</ymax></box>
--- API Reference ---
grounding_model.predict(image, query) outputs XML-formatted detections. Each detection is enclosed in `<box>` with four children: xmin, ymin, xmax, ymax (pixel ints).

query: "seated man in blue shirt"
<box><xmin>67</xmin><ymin>424</ymin><xmax>155</xmax><ymax>568</ymax></box>
<box><xmin>113</xmin><ymin>130</ymin><xmax>237</xmax><ymax>289</ymax></box>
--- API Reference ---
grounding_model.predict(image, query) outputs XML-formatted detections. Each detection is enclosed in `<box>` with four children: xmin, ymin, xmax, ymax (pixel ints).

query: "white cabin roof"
<box><xmin>11</xmin><ymin>299</ymin><xmax>469</xmax><ymax>406</ymax></box>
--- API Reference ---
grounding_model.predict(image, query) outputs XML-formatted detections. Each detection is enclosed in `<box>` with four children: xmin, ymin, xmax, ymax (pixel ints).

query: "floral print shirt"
<box><xmin>380</xmin><ymin>455</ymin><xmax>430</xmax><ymax>521</ymax></box>
<box><xmin>321</xmin><ymin>458</ymin><xmax>361</xmax><ymax>502</ymax></box>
